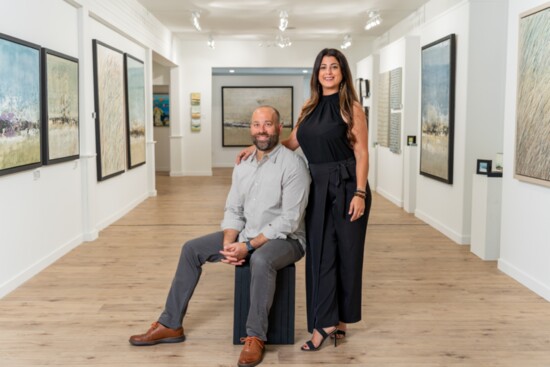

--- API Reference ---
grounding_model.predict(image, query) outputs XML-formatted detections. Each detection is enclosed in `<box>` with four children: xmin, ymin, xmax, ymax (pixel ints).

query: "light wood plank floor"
<box><xmin>2</xmin><ymin>169</ymin><xmax>550</xmax><ymax>366</ymax></box>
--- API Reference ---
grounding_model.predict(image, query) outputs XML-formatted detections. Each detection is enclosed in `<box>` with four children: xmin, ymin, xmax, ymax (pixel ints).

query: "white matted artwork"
<box><xmin>389</xmin><ymin>112</ymin><xmax>401</xmax><ymax>154</ymax></box>
<box><xmin>92</xmin><ymin>39</ymin><xmax>127</xmax><ymax>181</ymax></box>
<box><xmin>191</xmin><ymin>92</ymin><xmax>201</xmax><ymax>132</ymax></box>
<box><xmin>377</xmin><ymin>71</ymin><xmax>390</xmax><ymax>147</ymax></box>
<box><xmin>390</xmin><ymin>67</ymin><xmax>403</xmax><ymax>110</ymax></box>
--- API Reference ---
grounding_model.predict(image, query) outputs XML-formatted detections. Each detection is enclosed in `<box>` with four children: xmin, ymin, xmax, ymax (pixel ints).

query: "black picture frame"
<box><xmin>355</xmin><ymin>78</ymin><xmax>363</xmax><ymax>103</ymax></box>
<box><xmin>41</xmin><ymin>48</ymin><xmax>79</xmax><ymax>165</ymax></box>
<box><xmin>0</xmin><ymin>33</ymin><xmax>42</xmax><ymax>177</ymax></box>
<box><xmin>407</xmin><ymin>135</ymin><xmax>417</xmax><ymax>146</ymax></box>
<box><xmin>222</xmin><ymin>86</ymin><xmax>293</xmax><ymax>147</ymax></box>
<box><xmin>364</xmin><ymin>79</ymin><xmax>370</xmax><ymax>98</ymax></box>
<box><xmin>124</xmin><ymin>53</ymin><xmax>146</xmax><ymax>170</ymax></box>
<box><xmin>92</xmin><ymin>39</ymin><xmax>127</xmax><ymax>181</ymax></box>
<box><xmin>419</xmin><ymin>34</ymin><xmax>456</xmax><ymax>184</ymax></box>
<box><xmin>476</xmin><ymin>159</ymin><xmax>492</xmax><ymax>175</ymax></box>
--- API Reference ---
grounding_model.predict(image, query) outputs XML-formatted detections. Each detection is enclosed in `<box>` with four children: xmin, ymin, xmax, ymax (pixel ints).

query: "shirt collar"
<box><xmin>245</xmin><ymin>144</ymin><xmax>283</xmax><ymax>164</ymax></box>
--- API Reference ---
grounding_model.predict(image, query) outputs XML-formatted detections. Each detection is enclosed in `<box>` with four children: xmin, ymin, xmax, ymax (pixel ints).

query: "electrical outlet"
<box><xmin>33</xmin><ymin>169</ymin><xmax>40</xmax><ymax>180</ymax></box>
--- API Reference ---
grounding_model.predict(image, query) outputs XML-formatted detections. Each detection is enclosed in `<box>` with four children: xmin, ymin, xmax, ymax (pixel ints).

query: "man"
<box><xmin>129</xmin><ymin>106</ymin><xmax>310</xmax><ymax>367</ymax></box>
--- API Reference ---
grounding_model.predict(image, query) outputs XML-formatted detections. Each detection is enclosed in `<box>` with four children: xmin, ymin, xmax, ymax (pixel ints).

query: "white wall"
<box><xmin>374</xmin><ymin>37</ymin><xmax>420</xmax><ymax>208</ymax></box>
<box><xmin>499</xmin><ymin>0</ymin><xmax>550</xmax><ymax>301</ymax></box>
<box><xmin>0</xmin><ymin>0</ymin><xmax>83</xmax><ymax>298</ymax></box>
<box><xmin>0</xmin><ymin>0</ymin><xmax>174</xmax><ymax>298</ymax></box>
<box><xmin>356</xmin><ymin>56</ymin><xmax>378</xmax><ymax>189</ymax></box>
<box><xmin>414</xmin><ymin>1</ymin><xmax>472</xmax><ymax>243</ymax></box>
<box><xmin>461</xmin><ymin>0</ymin><xmax>507</xmax><ymax>238</ymax></box>
<box><xmin>170</xmin><ymin>39</ymin><xmax>371</xmax><ymax>176</ymax></box>
<box><xmin>414</xmin><ymin>0</ymin><xmax>507</xmax><ymax>244</ymax></box>
<box><xmin>90</xmin><ymin>18</ymin><xmax>150</xmax><ymax>229</ymax></box>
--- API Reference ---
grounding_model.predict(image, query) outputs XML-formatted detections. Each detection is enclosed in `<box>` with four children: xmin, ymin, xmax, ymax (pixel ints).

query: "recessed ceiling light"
<box><xmin>229</xmin><ymin>69</ymin><xmax>235</xmax><ymax>73</ymax></box>
<box><xmin>302</xmin><ymin>70</ymin><xmax>308</xmax><ymax>73</ymax></box>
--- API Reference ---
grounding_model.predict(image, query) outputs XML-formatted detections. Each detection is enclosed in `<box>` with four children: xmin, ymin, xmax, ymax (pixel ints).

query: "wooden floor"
<box><xmin>2</xmin><ymin>169</ymin><xmax>550</xmax><ymax>366</ymax></box>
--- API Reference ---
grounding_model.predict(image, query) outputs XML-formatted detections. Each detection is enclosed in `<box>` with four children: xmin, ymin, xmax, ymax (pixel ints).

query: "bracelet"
<box><xmin>356</xmin><ymin>188</ymin><xmax>366</xmax><ymax>193</ymax></box>
<box><xmin>354</xmin><ymin>192</ymin><xmax>366</xmax><ymax>199</ymax></box>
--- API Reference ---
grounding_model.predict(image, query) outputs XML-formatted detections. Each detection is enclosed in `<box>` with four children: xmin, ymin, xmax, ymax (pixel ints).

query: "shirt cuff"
<box><xmin>221</xmin><ymin>220</ymin><xmax>244</xmax><ymax>232</ymax></box>
<box><xmin>261</xmin><ymin>224</ymin><xmax>286</xmax><ymax>241</ymax></box>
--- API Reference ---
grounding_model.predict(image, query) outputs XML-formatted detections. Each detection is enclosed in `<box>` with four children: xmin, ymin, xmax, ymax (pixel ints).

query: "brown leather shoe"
<box><xmin>238</xmin><ymin>336</ymin><xmax>265</xmax><ymax>367</ymax></box>
<box><xmin>129</xmin><ymin>321</ymin><xmax>185</xmax><ymax>346</ymax></box>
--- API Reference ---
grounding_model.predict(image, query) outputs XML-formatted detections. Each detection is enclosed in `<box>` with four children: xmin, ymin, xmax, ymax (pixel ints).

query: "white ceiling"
<box><xmin>136</xmin><ymin>0</ymin><xmax>431</xmax><ymax>42</ymax></box>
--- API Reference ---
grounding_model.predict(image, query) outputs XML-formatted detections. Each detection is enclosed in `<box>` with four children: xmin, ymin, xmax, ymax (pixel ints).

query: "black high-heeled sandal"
<box><xmin>300</xmin><ymin>327</ymin><xmax>338</xmax><ymax>351</ymax></box>
<box><xmin>331</xmin><ymin>329</ymin><xmax>346</xmax><ymax>339</ymax></box>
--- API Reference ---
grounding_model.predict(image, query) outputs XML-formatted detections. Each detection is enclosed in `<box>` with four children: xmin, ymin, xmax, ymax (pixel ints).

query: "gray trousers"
<box><xmin>158</xmin><ymin>231</ymin><xmax>304</xmax><ymax>341</ymax></box>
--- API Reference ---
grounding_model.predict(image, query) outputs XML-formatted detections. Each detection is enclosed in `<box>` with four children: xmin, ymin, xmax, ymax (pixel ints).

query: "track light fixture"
<box><xmin>191</xmin><ymin>11</ymin><xmax>201</xmax><ymax>32</ymax></box>
<box><xmin>276</xmin><ymin>34</ymin><xmax>291</xmax><ymax>48</ymax></box>
<box><xmin>365</xmin><ymin>10</ymin><xmax>382</xmax><ymax>31</ymax></box>
<box><xmin>207</xmin><ymin>35</ymin><xmax>215</xmax><ymax>49</ymax></box>
<box><xmin>340</xmin><ymin>34</ymin><xmax>352</xmax><ymax>49</ymax></box>
<box><xmin>278</xmin><ymin>10</ymin><xmax>288</xmax><ymax>32</ymax></box>
<box><xmin>259</xmin><ymin>34</ymin><xmax>292</xmax><ymax>48</ymax></box>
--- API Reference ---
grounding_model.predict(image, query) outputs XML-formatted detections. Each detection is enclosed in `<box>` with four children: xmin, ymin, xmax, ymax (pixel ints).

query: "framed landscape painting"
<box><xmin>419</xmin><ymin>34</ymin><xmax>456</xmax><ymax>184</ymax></box>
<box><xmin>515</xmin><ymin>4</ymin><xmax>550</xmax><ymax>187</ymax></box>
<box><xmin>42</xmin><ymin>48</ymin><xmax>79</xmax><ymax>164</ymax></box>
<box><xmin>92</xmin><ymin>40</ymin><xmax>126</xmax><ymax>181</ymax></box>
<box><xmin>0</xmin><ymin>33</ymin><xmax>42</xmax><ymax>176</ymax></box>
<box><xmin>124</xmin><ymin>53</ymin><xmax>146</xmax><ymax>169</ymax></box>
<box><xmin>222</xmin><ymin>86</ymin><xmax>293</xmax><ymax>147</ymax></box>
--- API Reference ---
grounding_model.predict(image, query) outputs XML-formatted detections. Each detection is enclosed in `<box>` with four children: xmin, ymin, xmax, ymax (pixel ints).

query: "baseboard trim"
<box><xmin>376</xmin><ymin>187</ymin><xmax>403</xmax><ymax>208</ymax></box>
<box><xmin>0</xmin><ymin>234</ymin><xmax>83</xmax><ymax>299</ymax></box>
<box><xmin>96</xmin><ymin>192</ymin><xmax>149</xmax><ymax>231</ymax></box>
<box><xmin>498</xmin><ymin>258</ymin><xmax>550</xmax><ymax>302</ymax></box>
<box><xmin>415</xmin><ymin>209</ymin><xmax>470</xmax><ymax>244</ymax></box>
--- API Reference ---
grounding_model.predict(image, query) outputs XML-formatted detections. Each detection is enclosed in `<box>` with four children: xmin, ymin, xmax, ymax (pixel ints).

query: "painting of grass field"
<box><xmin>125</xmin><ymin>54</ymin><xmax>146</xmax><ymax>168</ymax></box>
<box><xmin>93</xmin><ymin>40</ymin><xmax>126</xmax><ymax>181</ymax></box>
<box><xmin>419</xmin><ymin>34</ymin><xmax>456</xmax><ymax>184</ymax></box>
<box><xmin>44</xmin><ymin>50</ymin><xmax>79</xmax><ymax>163</ymax></box>
<box><xmin>515</xmin><ymin>5</ymin><xmax>550</xmax><ymax>187</ymax></box>
<box><xmin>222</xmin><ymin>86</ymin><xmax>293</xmax><ymax>146</ymax></box>
<box><xmin>0</xmin><ymin>34</ymin><xmax>41</xmax><ymax>176</ymax></box>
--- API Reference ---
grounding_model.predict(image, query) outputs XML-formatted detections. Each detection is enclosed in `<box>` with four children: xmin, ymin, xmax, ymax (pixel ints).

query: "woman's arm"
<box><xmin>351</xmin><ymin>102</ymin><xmax>369</xmax><ymax>189</ymax></box>
<box><xmin>348</xmin><ymin>102</ymin><xmax>369</xmax><ymax>222</ymax></box>
<box><xmin>281</xmin><ymin>127</ymin><xmax>300</xmax><ymax>151</ymax></box>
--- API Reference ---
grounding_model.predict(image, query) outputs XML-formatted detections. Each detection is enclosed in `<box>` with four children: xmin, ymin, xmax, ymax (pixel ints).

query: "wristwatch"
<box><xmin>245</xmin><ymin>240</ymin><xmax>255</xmax><ymax>254</ymax></box>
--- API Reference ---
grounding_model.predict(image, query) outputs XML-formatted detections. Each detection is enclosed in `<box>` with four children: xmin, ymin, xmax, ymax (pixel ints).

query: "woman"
<box><xmin>238</xmin><ymin>48</ymin><xmax>371</xmax><ymax>351</ymax></box>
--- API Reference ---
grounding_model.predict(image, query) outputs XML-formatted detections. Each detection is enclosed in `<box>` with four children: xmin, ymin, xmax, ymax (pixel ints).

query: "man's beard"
<box><xmin>253</xmin><ymin>133</ymin><xmax>279</xmax><ymax>151</ymax></box>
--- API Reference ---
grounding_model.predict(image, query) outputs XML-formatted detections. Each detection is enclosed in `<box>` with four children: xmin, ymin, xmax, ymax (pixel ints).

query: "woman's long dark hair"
<box><xmin>296</xmin><ymin>48</ymin><xmax>359</xmax><ymax>145</ymax></box>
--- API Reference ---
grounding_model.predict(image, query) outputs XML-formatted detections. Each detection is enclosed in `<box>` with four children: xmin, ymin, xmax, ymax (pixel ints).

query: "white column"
<box><xmin>77</xmin><ymin>5</ymin><xmax>99</xmax><ymax>241</ymax></box>
<box><xmin>470</xmin><ymin>174</ymin><xmax>503</xmax><ymax>260</ymax></box>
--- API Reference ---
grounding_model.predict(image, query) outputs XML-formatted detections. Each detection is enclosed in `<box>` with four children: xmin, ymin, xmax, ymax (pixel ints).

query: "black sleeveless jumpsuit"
<box><xmin>297</xmin><ymin>92</ymin><xmax>372</xmax><ymax>332</ymax></box>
